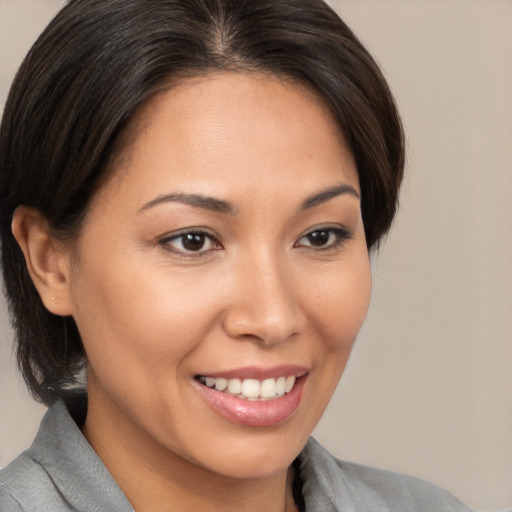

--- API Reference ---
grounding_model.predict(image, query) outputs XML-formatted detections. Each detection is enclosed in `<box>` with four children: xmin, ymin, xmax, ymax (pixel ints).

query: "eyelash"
<box><xmin>158</xmin><ymin>229</ymin><xmax>221</xmax><ymax>257</ymax></box>
<box><xmin>158</xmin><ymin>226</ymin><xmax>353</xmax><ymax>257</ymax></box>
<box><xmin>294</xmin><ymin>227</ymin><xmax>353</xmax><ymax>251</ymax></box>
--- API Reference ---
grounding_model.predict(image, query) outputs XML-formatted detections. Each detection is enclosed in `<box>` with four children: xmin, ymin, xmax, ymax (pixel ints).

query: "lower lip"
<box><xmin>196</xmin><ymin>376</ymin><xmax>307</xmax><ymax>428</ymax></box>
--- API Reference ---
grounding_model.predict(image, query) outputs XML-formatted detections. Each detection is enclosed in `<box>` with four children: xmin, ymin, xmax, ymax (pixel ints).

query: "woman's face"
<box><xmin>67</xmin><ymin>72</ymin><xmax>371</xmax><ymax>480</ymax></box>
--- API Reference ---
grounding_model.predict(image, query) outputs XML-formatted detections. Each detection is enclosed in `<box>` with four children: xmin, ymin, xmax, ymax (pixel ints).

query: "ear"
<box><xmin>11</xmin><ymin>206</ymin><xmax>74</xmax><ymax>316</ymax></box>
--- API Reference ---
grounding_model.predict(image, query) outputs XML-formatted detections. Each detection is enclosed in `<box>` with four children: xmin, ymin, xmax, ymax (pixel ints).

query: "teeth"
<box><xmin>276</xmin><ymin>377</ymin><xmax>286</xmax><ymax>396</ymax></box>
<box><xmin>199</xmin><ymin>375</ymin><xmax>298</xmax><ymax>400</ymax></box>
<box><xmin>241</xmin><ymin>379</ymin><xmax>260</xmax><ymax>398</ymax></box>
<box><xmin>214</xmin><ymin>378</ymin><xmax>228</xmax><ymax>391</ymax></box>
<box><xmin>260</xmin><ymin>378</ymin><xmax>276</xmax><ymax>398</ymax></box>
<box><xmin>227</xmin><ymin>378</ymin><xmax>242</xmax><ymax>394</ymax></box>
<box><xmin>285</xmin><ymin>376</ymin><xmax>295</xmax><ymax>393</ymax></box>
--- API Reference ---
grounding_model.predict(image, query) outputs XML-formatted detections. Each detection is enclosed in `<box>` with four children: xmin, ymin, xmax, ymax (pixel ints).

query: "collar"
<box><xmin>27</xmin><ymin>401</ymin><xmax>134</xmax><ymax>511</ymax></box>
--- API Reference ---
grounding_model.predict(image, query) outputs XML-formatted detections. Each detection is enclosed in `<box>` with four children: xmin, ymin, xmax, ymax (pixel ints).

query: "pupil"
<box><xmin>182</xmin><ymin>233</ymin><xmax>205</xmax><ymax>251</ymax></box>
<box><xmin>308</xmin><ymin>230</ymin><xmax>329</xmax><ymax>246</ymax></box>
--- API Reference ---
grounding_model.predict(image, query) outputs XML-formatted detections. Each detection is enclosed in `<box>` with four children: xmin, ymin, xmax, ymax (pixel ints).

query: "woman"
<box><xmin>0</xmin><ymin>0</ymin><xmax>471</xmax><ymax>510</ymax></box>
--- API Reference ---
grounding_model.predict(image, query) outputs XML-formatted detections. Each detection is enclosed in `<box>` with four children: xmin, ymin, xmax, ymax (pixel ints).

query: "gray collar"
<box><xmin>27</xmin><ymin>401</ymin><xmax>134</xmax><ymax>511</ymax></box>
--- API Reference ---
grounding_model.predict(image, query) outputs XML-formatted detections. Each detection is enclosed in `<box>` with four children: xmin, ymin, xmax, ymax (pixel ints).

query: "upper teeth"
<box><xmin>198</xmin><ymin>376</ymin><xmax>296</xmax><ymax>401</ymax></box>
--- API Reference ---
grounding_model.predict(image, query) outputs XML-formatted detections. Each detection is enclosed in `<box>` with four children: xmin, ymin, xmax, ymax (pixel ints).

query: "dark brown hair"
<box><xmin>0</xmin><ymin>0</ymin><xmax>404</xmax><ymax>406</ymax></box>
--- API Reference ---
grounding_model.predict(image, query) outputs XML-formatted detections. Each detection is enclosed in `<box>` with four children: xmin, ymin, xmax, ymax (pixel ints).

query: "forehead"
<box><xmin>96</xmin><ymin>71</ymin><xmax>358</xmax><ymax>209</ymax></box>
<box><xmin>134</xmin><ymin>71</ymin><xmax>342</xmax><ymax>135</ymax></box>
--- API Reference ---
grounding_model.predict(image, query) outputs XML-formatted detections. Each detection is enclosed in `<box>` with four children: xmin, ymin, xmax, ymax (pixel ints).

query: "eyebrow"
<box><xmin>300</xmin><ymin>184</ymin><xmax>360</xmax><ymax>210</ymax></box>
<box><xmin>139</xmin><ymin>193</ymin><xmax>235</xmax><ymax>214</ymax></box>
<box><xmin>139</xmin><ymin>183</ymin><xmax>359</xmax><ymax>215</ymax></box>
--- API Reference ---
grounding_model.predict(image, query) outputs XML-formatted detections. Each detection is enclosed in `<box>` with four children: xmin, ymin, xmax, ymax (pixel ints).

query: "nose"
<box><xmin>222</xmin><ymin>254</ymin><xmax>303</xmax><ymax>346</ymax></box>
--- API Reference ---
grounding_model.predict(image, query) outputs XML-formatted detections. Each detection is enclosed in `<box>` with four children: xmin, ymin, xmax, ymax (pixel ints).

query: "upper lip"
<box><xmin>196</xmin><ymin>365</ymin><xmax>309</xmax><ymax>381</ymax></box>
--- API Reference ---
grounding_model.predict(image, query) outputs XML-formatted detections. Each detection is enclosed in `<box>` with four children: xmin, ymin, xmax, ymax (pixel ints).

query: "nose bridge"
<box><xmin>223</xmin><ymin>246</ymin><xmax>301</xmax><ymax>345</ymax></box>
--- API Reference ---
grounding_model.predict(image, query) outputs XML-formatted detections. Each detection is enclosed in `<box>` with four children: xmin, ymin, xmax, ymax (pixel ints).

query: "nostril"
<box><xmin>222</xmin><ymin>314</ymin><xmax>300</xmax><ymax>346</ymax></box>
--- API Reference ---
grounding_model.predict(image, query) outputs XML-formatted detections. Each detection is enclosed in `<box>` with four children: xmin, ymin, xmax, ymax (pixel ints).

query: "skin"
<box><xmin>13</xmin><ymin>72</ymin><xmax>372</xmax><ymax>512</ymax></box>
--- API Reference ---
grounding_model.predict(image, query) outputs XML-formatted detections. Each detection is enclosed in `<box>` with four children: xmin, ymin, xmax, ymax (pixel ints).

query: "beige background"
<box><xmin>1</xmin><ymin>1</ymin><xmax>511</xmax><ymax>511</ymax></box>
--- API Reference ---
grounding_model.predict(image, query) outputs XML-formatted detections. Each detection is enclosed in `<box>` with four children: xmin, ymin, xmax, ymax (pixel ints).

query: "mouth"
<box><xmin>194</xmin><ymin>367</ymin><xmax>309</xmax><ymax>427</ymax></box>
<box><xmin>195</xmin><ymin>375</ymin><xmax>299</xmax><ymax>401</ymax></box>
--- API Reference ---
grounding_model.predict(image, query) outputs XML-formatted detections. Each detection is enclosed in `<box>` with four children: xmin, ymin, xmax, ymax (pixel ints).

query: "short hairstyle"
<box><xmin>0</xmin><ymin>0</ymin><xmax>404</xmax><ymax>406</ymax></box>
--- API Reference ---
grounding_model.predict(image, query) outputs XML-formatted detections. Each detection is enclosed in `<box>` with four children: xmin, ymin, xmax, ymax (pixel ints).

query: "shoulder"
<box><xmin>0</xmin><ymin>459</ymin><xmax>23</xmax><ymax>512</ymax></box>
<box><xmin>300</xmin><ymin>438</ymin><xmax>473</xmax><ymax>511</ymax></box>
<box><xmin>0</xmin><ymin>401</ymin><xmax>78</xmax><ymax>512</ymax></box>
<box><xmin>0</xmin><ymin>400</ymin><xmax>134</xmax><ymax>512</ymax></box>
<box><xmin>0</xmin><ymin>451</ymin><xmax>67</xmax><ymax>512</ymax></box>
<box><xmin>332</xmin><ymin>458</ymin><xmax>471</xmax><ymax>511</ymax></box>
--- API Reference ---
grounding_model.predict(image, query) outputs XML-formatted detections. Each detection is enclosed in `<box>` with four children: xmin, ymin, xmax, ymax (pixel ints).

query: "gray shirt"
<box><xmin>0</xmin><ymin>402</ymin><xmax>472</xmax><ymax>511</ymax></box>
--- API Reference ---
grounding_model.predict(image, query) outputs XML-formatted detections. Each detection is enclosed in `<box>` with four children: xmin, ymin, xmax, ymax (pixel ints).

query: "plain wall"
<box><xmin>1</xmin><ymin>1</ymin><xmax>511</xmax><ymax>511</ymax></box>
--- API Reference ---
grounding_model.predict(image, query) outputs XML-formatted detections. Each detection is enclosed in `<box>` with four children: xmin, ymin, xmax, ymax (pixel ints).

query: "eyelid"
<box><xmin>294</xmin><ymin>225</ymin><xmax>353</xmax><ymax>249</ymax></box>
<box><xmin>157</xmin><ymin>228</ymin><xmax>222</xmax><ymax>256</ymax></box>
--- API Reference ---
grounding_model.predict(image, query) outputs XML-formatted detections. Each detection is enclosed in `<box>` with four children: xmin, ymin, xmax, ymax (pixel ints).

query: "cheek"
<box><xmin>308</xmin><ymin>253</ymin><xmax>372</xmax><ymax>352</ymax></box>
<box><xmin>69</xmin><ymin>252</ymin><xmax>225</xmax><ymax>379</ymax></box>
<box><xmin>295</xmin><ymin>249</ymin><xmax>371</xmax><ymax>431</ymax></box>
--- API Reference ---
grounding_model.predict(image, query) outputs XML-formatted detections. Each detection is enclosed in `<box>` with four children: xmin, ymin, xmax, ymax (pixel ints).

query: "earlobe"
<box><xmin>11</xmin><ymin>206</ymin><xmax>74</xmax><ymax>316</ymax></box>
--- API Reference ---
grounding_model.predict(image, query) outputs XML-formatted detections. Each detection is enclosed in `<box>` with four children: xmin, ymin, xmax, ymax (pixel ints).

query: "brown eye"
<box><xmin>160</xmin><ymin>230</ymin><xmax>220</xmax><ymax>255</ymax></box>
<box><xmin>182</xmin><ymin>233</ymin><xmax>207</xmax><ymax>251</ymax></box>
<box><xmin>296</xmin><ymin>227</ymin><xmax>353</xmax><ymax>250</ymax></box>
<box><xmin>306</xmin><ymin>230</ymin><xmax>330</xmax><ymax>247</ymax></box>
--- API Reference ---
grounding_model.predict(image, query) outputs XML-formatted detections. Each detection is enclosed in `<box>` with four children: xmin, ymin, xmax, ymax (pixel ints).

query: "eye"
<box><xmin>159</xmin><ymin>230</ymin><xmax>221</xmax><ymax>255</ymax></box>
<box><xmin>295</xmin><ymin>227</ymin><xmax>352</xmax><ymax>250</ymax></box>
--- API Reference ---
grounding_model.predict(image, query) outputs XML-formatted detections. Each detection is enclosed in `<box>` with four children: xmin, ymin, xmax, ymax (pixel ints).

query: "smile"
<box><xmin>195</xmin><ymin>367</ymin><xmax>309</xmax><ymax>427</ymax></box>
<box><xmin>197</xmin><ymin>375</ymin><xmax>297</xmax><ymax>401</ymax></box>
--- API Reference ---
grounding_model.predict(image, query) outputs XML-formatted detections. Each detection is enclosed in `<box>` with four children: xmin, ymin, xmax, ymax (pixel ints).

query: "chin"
<box><xmin>180</xmin><ymin>418</ymin><xmax>312</xmax><ymax>481</ymax></box>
